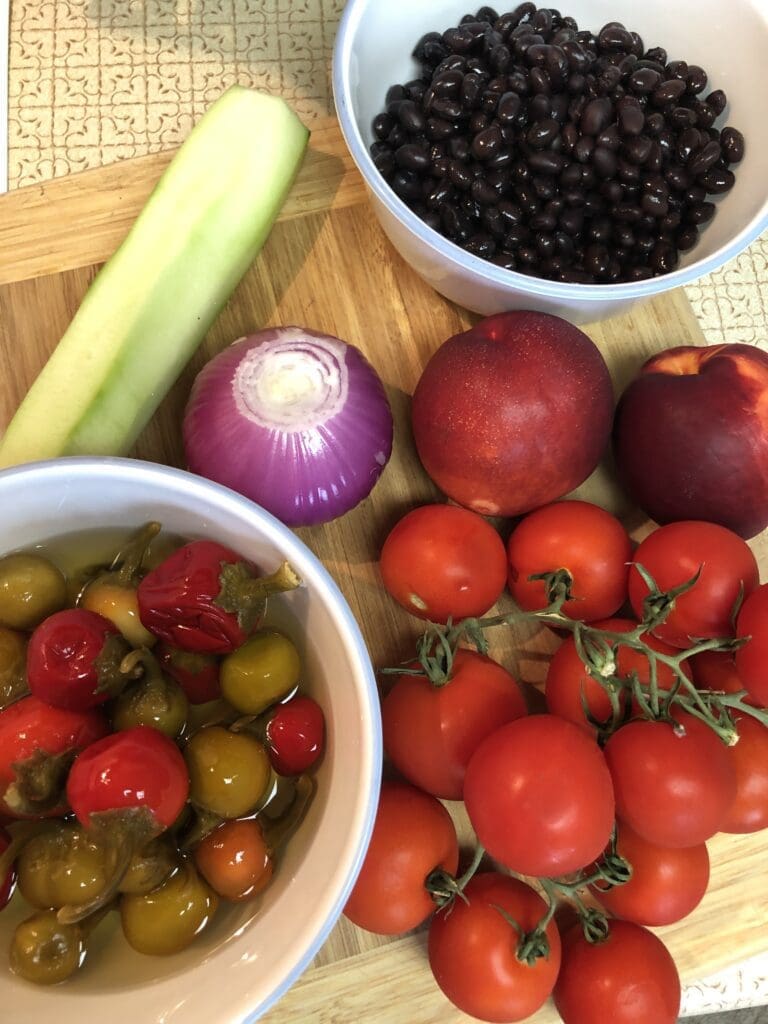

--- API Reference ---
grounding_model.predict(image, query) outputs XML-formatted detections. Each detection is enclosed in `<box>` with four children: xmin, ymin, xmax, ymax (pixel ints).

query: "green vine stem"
<box><xmin>425</xmin><ymin>844</ymin><xmax>486</xmax><ymax>908</ymax></box>
<box><xmin>386</xmin><ymin>564</ymin><xmax>767</xmax><ymax>744</ymax></box>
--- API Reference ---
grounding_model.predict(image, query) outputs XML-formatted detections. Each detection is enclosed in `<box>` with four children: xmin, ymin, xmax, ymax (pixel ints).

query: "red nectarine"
<box><xmin>613</xmin><ymin>344</ymin><xmax>768</xmax><ymax>539</ymax></box>
<box><xmin>411</xmin><ymin>312</ymin><xmax>614</xmax><ymax>517</ymax></box>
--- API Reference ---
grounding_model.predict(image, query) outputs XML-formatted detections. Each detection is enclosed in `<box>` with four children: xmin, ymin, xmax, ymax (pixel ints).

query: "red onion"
<box><xmin>183</xmin><ymin>327</ymin><xmax>394</xmax><ymax>526</ymax></box>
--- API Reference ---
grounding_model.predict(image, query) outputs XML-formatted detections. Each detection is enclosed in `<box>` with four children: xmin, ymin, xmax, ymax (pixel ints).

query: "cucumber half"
<box><xmin>0</xmin><ymin>86</ymin><xmax>309</xmax><ymax>467</ymax></box>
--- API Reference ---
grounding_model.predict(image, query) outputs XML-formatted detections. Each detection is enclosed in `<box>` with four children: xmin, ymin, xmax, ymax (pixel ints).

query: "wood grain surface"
<box><xmin>0</xmin><ymin>118</ymin><xmax>766</xmax><ymax>1024</ymax></box>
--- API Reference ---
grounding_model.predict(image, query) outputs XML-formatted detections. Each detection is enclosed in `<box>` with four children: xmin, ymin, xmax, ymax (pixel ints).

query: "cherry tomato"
<box><xmin>194</xmin><ymin>818</ymin><xmax>273</xmax><ymax>901</ymax></box>
<box><xmin>736</xmin><ymin>584</ymin><xmax>768</xmax><ymax>707</ymax></box>
<box><xmin>120</xmin><ymin>858</ymin><xmax>218</xmax><ymax>955</ymax></box>
<box><xmin>720</xmin><ymin>713</ymin><xmax>768</xmax><ymax>833</ymax></box>
<box><xmin>0</xmin><ymin>696</ymin><xmax>108</xmax><ymax>818</ymax></box>
<box><xmin>27</xmin><ymin>608</ymin><xmax>129</xmax><ymax>711</ymax></box>
<box><xmin>382</xmin><ymin>649</ymin><xmax>527</xmax><ymax>799</ymax></box>
<box><xmin>554</xmin><ymin>920</ymin><xmax>681</xmax><ymax>1024</ymax></box>
<box><xmin>138</xmin><ymin>540</ymin><xmax>298</xmax><ymax>654</ymax></box>
<box><xmin>156</xmin><ymin>642</ymin><xmax>222</xmax><ymax>704</ymax></box>
<box><xmin>343</xmin><ymin>781</ymin><xmax>459</xmax><ymax>935</ymax></box>
<box><xmin>0</xmin><ymin>826</ymin><xmax>16</xmax><ymax>909</ymax></box>
<box><xmin>603</xmin><ymin>712</ymin><xmax>736</xmax><ymax>847</ymax></box>
<box><xmin>590</xmin><ymin>821</ymin><xmax>709</xmax><ymax>926</ymax></box>
<box><xmin>379</xmin><ymin>504</ymin><xmax>507</xmax><ymax>624</ymax></box>
<box><xmin>67</xmin><ymin>725</ymin><xmax>189</xmax><ymax>831</ymax></box>
<box><xmin>507</xmin><ymin>500</ymin><xmax>632</xmax><ymax>622</ymax></box>
<box><xmin>544</xmin><ymin>617</ymin><xmax>682</xmax><ymax>733</ymax></box>
<box><xmin>463</xmin><ymin>715</ymin><xmax>615</xmax><ymax>877</ymax></box>
<box><xmin>266</xmin><ymin>695</ymin><xmax>325</xmax><ymax>775</ymax></box>
<box><xmin>428</xmin><ymin>872</ymin><xmax>562</xmax><ymax>1023</ymax></box>
<box><xmin>628</xmin><ymin>521</ymin><xmax>759</xmax><ymax>648</ymax></box>
<box><xmin>690</xmin><ymin>649</ymin><xmax>746</xmax><ymax>696</ymax></box>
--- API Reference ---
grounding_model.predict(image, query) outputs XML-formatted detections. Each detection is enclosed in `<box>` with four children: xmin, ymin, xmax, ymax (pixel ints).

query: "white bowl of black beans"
<box><xmin>332</xmin><ymin>0</ymin><xmax>768</xmax><ymax>323</ymax></box>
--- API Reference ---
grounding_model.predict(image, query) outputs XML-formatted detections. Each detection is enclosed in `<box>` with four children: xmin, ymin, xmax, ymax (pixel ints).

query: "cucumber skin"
<box><xmin>0</xmin><ymin>87</ymin><xmax>309</xmax><ymax>467</ymax></box>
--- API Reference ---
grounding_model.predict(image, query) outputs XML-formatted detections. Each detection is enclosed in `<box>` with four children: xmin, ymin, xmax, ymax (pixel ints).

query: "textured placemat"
<box><xmin>4</xmin><ymin>4</ymin><xmax>768</xmax><ymax>1011</ymax></box>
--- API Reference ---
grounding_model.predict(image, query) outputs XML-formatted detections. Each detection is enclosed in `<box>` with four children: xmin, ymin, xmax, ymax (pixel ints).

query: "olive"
<box><xmin>185</xmin><ymin>726</ymin><xmax>272</xmax><ymax>818</ymax></box>
<box><xmin>10</xmin><ymin>910</ymin><xmax>86</xmax><ymax>985</ymax></box>
<box><xmin>0</xmin><ymin>552</ymin><xmax>67</xmax><ymax>630</ymax></box>
<box><xmin>220</xmin><ymin>630</ymin><xmax>301</xmax><ymax>715</ymax></box>
<box><xmin>112</xmin><ymin>675</ymin><xmax>189</xmax><ymax>739</ymax></box>
<box><xmin>118</xmin><ymin>839</ymin><xmax>177</xmax><ymax>896</ymax></box>
<box><xmin>120</xmin><ymin>858</ymin><xmax>218</xmax><ymax>955</ymax></box>
<box><xmin>81</xmin><ymin>581</ymin><xmax>156</xmax><ymax>647</ymax></box>
<box><xmin>17</xmin><ymin>823</ymin><xmax>110</xmax><ymax>910</ymax></box>
<box><xmin>0</xmin><ymin>626</ymin><xmax>28</xmax><ymax>707</ymax></box>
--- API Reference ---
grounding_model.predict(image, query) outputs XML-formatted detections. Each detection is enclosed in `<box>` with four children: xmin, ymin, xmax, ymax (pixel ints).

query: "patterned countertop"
<box><xmin>5</xmin><ymin>0</ymin><xmax>768</xmax><ymax>1015</ymax></box>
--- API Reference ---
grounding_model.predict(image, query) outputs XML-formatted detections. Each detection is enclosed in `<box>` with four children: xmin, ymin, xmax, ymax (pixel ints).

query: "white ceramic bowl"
<box><xmin>333</xmin><ymin>0</ymin><xmax>768</xmax><ymax>323</ymax></box>
<box><xmin>0</xmin><ymin>458</ymin><xmax>382</xmax><ymax>1024</ymax></box>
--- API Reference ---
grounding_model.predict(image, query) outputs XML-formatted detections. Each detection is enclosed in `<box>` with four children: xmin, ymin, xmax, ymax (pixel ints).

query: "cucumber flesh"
<box><xmin>0</xmin><ymin>86</ymin><xmax>309</xmax><ymax>467</ymax></box>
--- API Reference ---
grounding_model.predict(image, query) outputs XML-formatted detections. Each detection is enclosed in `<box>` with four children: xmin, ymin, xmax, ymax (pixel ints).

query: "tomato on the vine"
<box><xmin>720</xmin><ymin>713</ymin><xmax>768</xmax><ymax>834</ymax></box>
<box><xmin>689</xmin><ymin>649</ymin><xmax>746</xmax><ymax>696</ymax></box>
<box><xmin>736</xmin><ymin>583</ymin><xmax>768</xmax><ymax>707</ymax></box>
<box><xmin>507</xmin><ymin>500</ymin><xmax>632</xmax><ymax>622</ymax></box>
<box><xmin>554</xmin><ymin>919</ymin><xmax>681</xmax><ymax>1024</ymax></box>
<box><xmin>382</xmin><ymin>650</ymin><xmax>527</xmax><ymax>799</ymax></box>
<box><xmin>343</xmin><ymin>781</ymin><xmax>459</xmax><ymax>935</ymax></box>
<box><xmin>603</xmin><ymin>712</ymin><xmax>736</xmax><ymax>847</ymax></box>
<box><xmin>628</xmin><ymin>521</ymin><xmax>759</xmax><ymax>648</ymax></box>
<box><xmin>379</xmin><ymin>504</ymin><xmax>507</xmax><ymax>624</ymax></box>
<box><xmin>590</xmin><ymin>821</ymin><xmax>709</xmax><ymax>926</ymax></box>
<box><xmin>428</xmin><ymin>872</ymin><xmax>562</xmax><ymax>1023</ymax></box>
<box><xmin>463</xmin><ymin>715</ymin><xmax>615</xmax><ymax>877</ymax></box>
<box><xmin>544</xmin><ymin>617</ymin><xmax>682</xmax><ymax>733</ymax></box>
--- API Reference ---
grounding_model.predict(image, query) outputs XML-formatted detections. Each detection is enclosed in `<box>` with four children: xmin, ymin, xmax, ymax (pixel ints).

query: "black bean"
<box><xmin>449</xmin><ymin>160</ymin><xmax>473</xmax><ymax>190</ymax></box>
<box><xmin>372</xmin><ymin>149</ymin><xmax>395</xmax><ymax>178</ymax></box>
<box><xmin>652</xmin><ymin>79</ymin><xmax>687</xmax><ymax>107</ymax></box>
<box><xmin>641</xmin><ymin>191</ymin><xmax>668</xmax><ymax>217</ymax></box>
<box><xmin>516</xmin><ymin>185</ymin><xmax>540</xmax><ymax>214</ymax></box>
<box><xmin>581</xmin><ymin>97</ymin><xmax>614</xmax><ymax>136</ymax></box>
<box><xmin>431</xmin><ymin>97</ymin><xmax>466</xmax><ymax>120</ymax></box>
<box><xmin>529</xmin><ymin>94</ymin><xmax>554</xmax><ymax>121</ymax></box>
<box><xmin>448</xmin><ymin>136</ymin><xmax>470</xmax><ymax>161</ymax></box>
<box><xmin>461</xmin><ymin>73</ymin><xmax>485</xmax><ymax>108</ymax></box>
<box><xmin>563</xmin><ymin>187</ymin><xmax>586</xmax><ymax>207</ymax></box>
<box><xmin>464</xmin><ymin>233</ymin><xmax>497</xmax><ymax>258</ymax></box>
<box><xmin>559</xmin><ymin>207</ymin><xmax>585</xmax><ymax>234</ymax></box>
<box><xmin>432</xmin><ymin>69</ymin><xmax>464</xmax><ymax>98</ymax></box>
<box><xmin>597</xmin><ymin>22</ymin><xmax>633</xmax><ymax>52</ymax></box>
<box><xmin>665</xmin><ymin>164</ymin><xmax>690</xmax><ymax>192</ymax></box>
<box><xmin>669</xmin><ymin>106</ymin><xmax>698</xmax><ymax>129</ymax></box>
<box><xmin>666</xmin><ymin>60</ymin><xmax>688</xmax><ymax>80</ymax></box>
<box><xmin>593</xmin><ymin>146</ymin><xmax>618</xmax><ymax>178</ymax></box>
<box><xmin>551</xmin><ymin>93</ymin><xmax>571</xmax><ymax>122</ymax></box>
<box><xmin>687</xmin><ymin>141</ymin><xmax>722</xmax><ymax>177</ymax></box>
<box><xmin>676</xmin><ymin>127</ymin><xmax>701</xmax><ymax>164</ymax></box>
<box><xmin>469</xmin><ymin>111</ymin><xmax>490</xmax><ymax>134</ymax></box>
<box><xmin>560</xmin><ymin>123</ymin><xmax>579</xmax><ymax>153</ymax></box>
<box><xmin>596</xmin><ymin>124</ymin><xmax>621</xmax><ymax>151</ymax></box>
<box><xmin>574</xmin><ymin>135</ymin><xmax>595</xmax><ymax>163</ymax></box>
<box><xmin>398</xmin><ymin>100</ymin><xmax>426</xmax><ymax>133</ymax></box>
<box><xmin>498</xmin><ymin>199</ymin><xmax>524</xmax><ymax>226</ymax></box>
<box><xmin>588</xmin><ymin>216</ymin><xmax>613</xmax><ymax>242</ymax></box>
<box><xmin>531</xmin><ymin>8</ymin><xmax>553</xmax><ymax>34</ymax></box>
<box><xmin>394</xmin><ymin>143</ymin><xmax>431</xmax><ymax>172</ymax></box>
<box><xmin>405</xmin><ymin>80</ymin><xmax>428</xmax><ymax>104</ymax></box>
<box><xmin>562</xmin><ymin>40</ymin><xmax>591</xmax><ymax>72</ymax></box>
<box><xmin>613</xmin><ymin>201</ymin><xmax>642</xmax><ymax>222</ymax></box>
<box><xmin>472</xmin><ymin>125</ymin><xmax>503</xmax><ymax>159</ymax></box>
<box><xmin>618</xmin><ymin>158</ymin><xmax>641</xmax><ymax>183</ymax></box>
<box><xmin>530</xmin><ymin>67</ymin><xmax>552</xmax><ymax>95</ymax></box>
<box><xmin>698</xmin><ymin>167</ymin><xmax>736</xmax><ymax>194</ymax></box>
<box><xmin>517</xmin><ymin>245</ymin><xmax>538</xmax><ymax>264</ymax></box>
<box><xmin>497</xmin><ymin>91</ymin><xmax>521</xmax><ymax>123</ymax></box>
<box><xmin>659</xmin><ymin>210</ymin><xmax>681</xmax><ymax>232</ymax></box>
<box><xmin>546</xmin><ymin>45</ymin><xmax>570</xmax><ymax>85</ymax></box>
<box><xmin>481</xmin><ymin>205</ymin><xmax>506</xmax><ymax>236</ymax></box>
<box><xmin>442</xmin><ymin>27</ymin><xmax>476</xmax><ymax>54</ymax></box>
<box><xmin>686</xmin><ymin>65</ymin><xmax>708</xmax><ymax>94</ymax></box>
<box><xmin>488</xmin><ymin>148</ymin><xmax>514</xmax><ymax>169</ymax></box>
<box><xmin>529</xmin><ymin>150</ymin><xmax>566</xmax><ymax>174</ymax></box>
<box><xmin>426</xmin><ymin>117</ymin><xmax>456</xmax><ymax>140</ymax></box>
<box><xmin>387</xmin><ymin>125</ymin><xmax>407</xmax><ymax>148</ymax></box>
<box><xmin>430</xmin><ymin>155</ymin><xmax>449</xmax><ymax>179</ymax></box>
<box><xmin>391</xmin><ymin>170</ymin><xmax>423</xmax><ymax>200</ymax></box>
<box><xmin>706</xmin><ymin>89</ymin><xmax>727</xmax><ymax>116</ymax></box>
<box><xmin>618</xmin><ymin>103</ymin><xmax>644</xmax><ymax>136</ymax></box>
<box><xmin>644</xmin><ymin>112</ymin><xmax>666</xmax><ymax>136</ymax></box>
<box><xmin>721</xmin><ymin>127</ymin><xmax>745</xmax><ymax>164</ymax></box>
<box><xmin>675</xmin><ymin>225</ymin><xmax>699</xmax><ymax>251</ymax></box>
<box><xmin>644</xmin><ymin>46</ymin><xmax>667</xmax><ymax>65</ymax></box>
<box><xmin>629</xmin><ymin>67</ymin><xmax>662</xmax><ymax>95</ymax></box>
<box><xmin>481</xmin><ymin>89</ymin><xmax>501</xmax><ymax>114</ymax></box>
<box><xmin>622</xmin><ymin>135</ymin><xmax>653</xmax><ymax>164</ymax></box>
<box><xmin>472</xmin><ymin>178</ymin><xmax>502</xmax><ymax>204</ymax></box>
<box><xmin>385</xmin><ymin>84</ymin><xmax>406</xmax><ymax>106</ymax></box>
<box><xmin>434</xmin><ymin>55</ymin><xmax>468</xmax><ymax>75</ymax></box>
<box><xmin>527</xmin><ymin>118</ymin><xmax>560</xmax><ymax>148</ymax></box>
<box><xmin>512</xmin><ymin>159</ymin><xmax>531</xmax><ymax>181</ymax></box>
<box><xmin>693</xmin><ymin>102</ymin><xmax>717</xmax><ymax>129</ymax></box>
<box><xmin>650</xmin><ymin>241</ymin><xmax>679</xmax><ymax>273</ymax></box>
<box><xmin>583</xmin><ymin>191</ymin><xmax>605</xmax><ymax>216</ymax></box>
<box><xmin>597</xmin><ymin>65</ymin><xmax>623</xmax><ymax>94</ymax></box>
<box><xmin>687</xmin><ymin>201</ymin><xmax>716</xmax><ymax>226</ymax></box>
<box><xmin>584</xmin><ymin>243</ymin><xmax>611</xmax><ymax>276</ymax></box>
<box><xmin>532</xmin><ymin>175</ymin><xmax>557</xmax><ymax>199</ymax></box>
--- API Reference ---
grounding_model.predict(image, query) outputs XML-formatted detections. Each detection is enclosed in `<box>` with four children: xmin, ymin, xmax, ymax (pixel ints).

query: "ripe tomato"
<box><xmin>689</xmin><ymin>649</ymin><xmax>746</xmax><ymax>696</ymax></box>
<box><xmin>554</xmin><ymin>919</ymin><xmax>681</xmax><ymax>1024</ymax></box>
<box><xmin>590</xmin><ymin>821</ymin><xmax>709</xmax><ymax>926</ymax></box>
<box><xmin>736</xmin><ymin>584</ymin><xmax>768</xmax><ymax>706</ymax></box>
<box><xmin>463</xmin><ymin>715</ymin><xmax>615</xmax><ymax>877</ymax></box>
<box><xmin>603</xmin><ymin>712</ymin><xmax>736</xmax><ymax>847</ymax></box>
<box><xmin>343</xmin><ymin>781</ymin><xmax>459</xmax><ymax>935</ymax></box>
<box><xmin>544</xmin><ymin>617</ymin><xmax>681</xmax><ymax>733</ymax></box>
<box><xmin>720</xmin><ymin>713</ymin><xmax>768</xmax><ymax>833</ymax></box>
<box><xmin>628</xmin><ymin>521</ymin><xmax>759</xmax><ymax>648</ymax></box>
<box><xmin>379</xmin><ymin>504</ymin><xmax>507</xmax><ymax>624</ymax></box>
<box><xmin>507</xmin><ymin>500</ymin><xmax>632</xmax><ymax>622</ymax></box>
<box><xmin>265</xmin><ymin>695</ymin><xmax>325</xmax><ymax>776</ymax></box>
<box><xmin>67</xmin><ymin>725</ymin><xmax>189</xmax><ymax>832</ymax></box>
<box><xmin>382</xmin><ymin>650</ymin><xmax>527</xmax><ymax>799</ymax></box>
<box><xmin>428</xmin><ymin>872</ymin><xmax>562</xmax><ymax>1023</ymax></box>
<box><xmin>0</xmin><ymin>696</ymin><xmax>108</xmax><ymax>818</ymax></box>
<box><xmin>27</xmin><ymin>609</ymin><xmax>128</xmax><ymax>711</ymax></box>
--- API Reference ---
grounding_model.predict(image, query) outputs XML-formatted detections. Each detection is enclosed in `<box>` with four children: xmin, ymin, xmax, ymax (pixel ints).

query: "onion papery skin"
<box><xmin>183</xmin><ymin>327</ymin><xmax>394</xmax><ymax>527</ymax></box>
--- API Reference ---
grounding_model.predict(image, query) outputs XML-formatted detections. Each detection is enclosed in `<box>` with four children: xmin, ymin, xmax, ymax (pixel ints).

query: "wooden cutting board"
<box><xmin>1</xmin><ymin>115</ymin><xmax>766</xmax><ymax>1023</ymax></box>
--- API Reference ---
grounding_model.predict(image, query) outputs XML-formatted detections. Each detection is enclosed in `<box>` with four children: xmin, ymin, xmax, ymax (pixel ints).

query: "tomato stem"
<box><xmin>425</xmin><ymin>843</ymin><xmax>485</xmax><ymax>908</ymax></box>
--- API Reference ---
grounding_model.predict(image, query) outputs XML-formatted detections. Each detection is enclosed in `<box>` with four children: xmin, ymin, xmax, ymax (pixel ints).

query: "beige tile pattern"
<box><xmin>7</xmin><ymin>0</ymin><xmax>768</xmax><ymax>348</ymax></box>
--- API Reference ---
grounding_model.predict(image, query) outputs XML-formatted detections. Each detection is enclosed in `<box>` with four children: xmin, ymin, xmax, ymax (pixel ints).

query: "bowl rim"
<box><xmin>0</xmin><ymin>456</ymin><xmax>383</xmax><ymax>1024</ymax></box>
<box><xmin>332</xmin><ymin>0</ymin><xmax>768</xmax><ymax>304</ymax></box>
